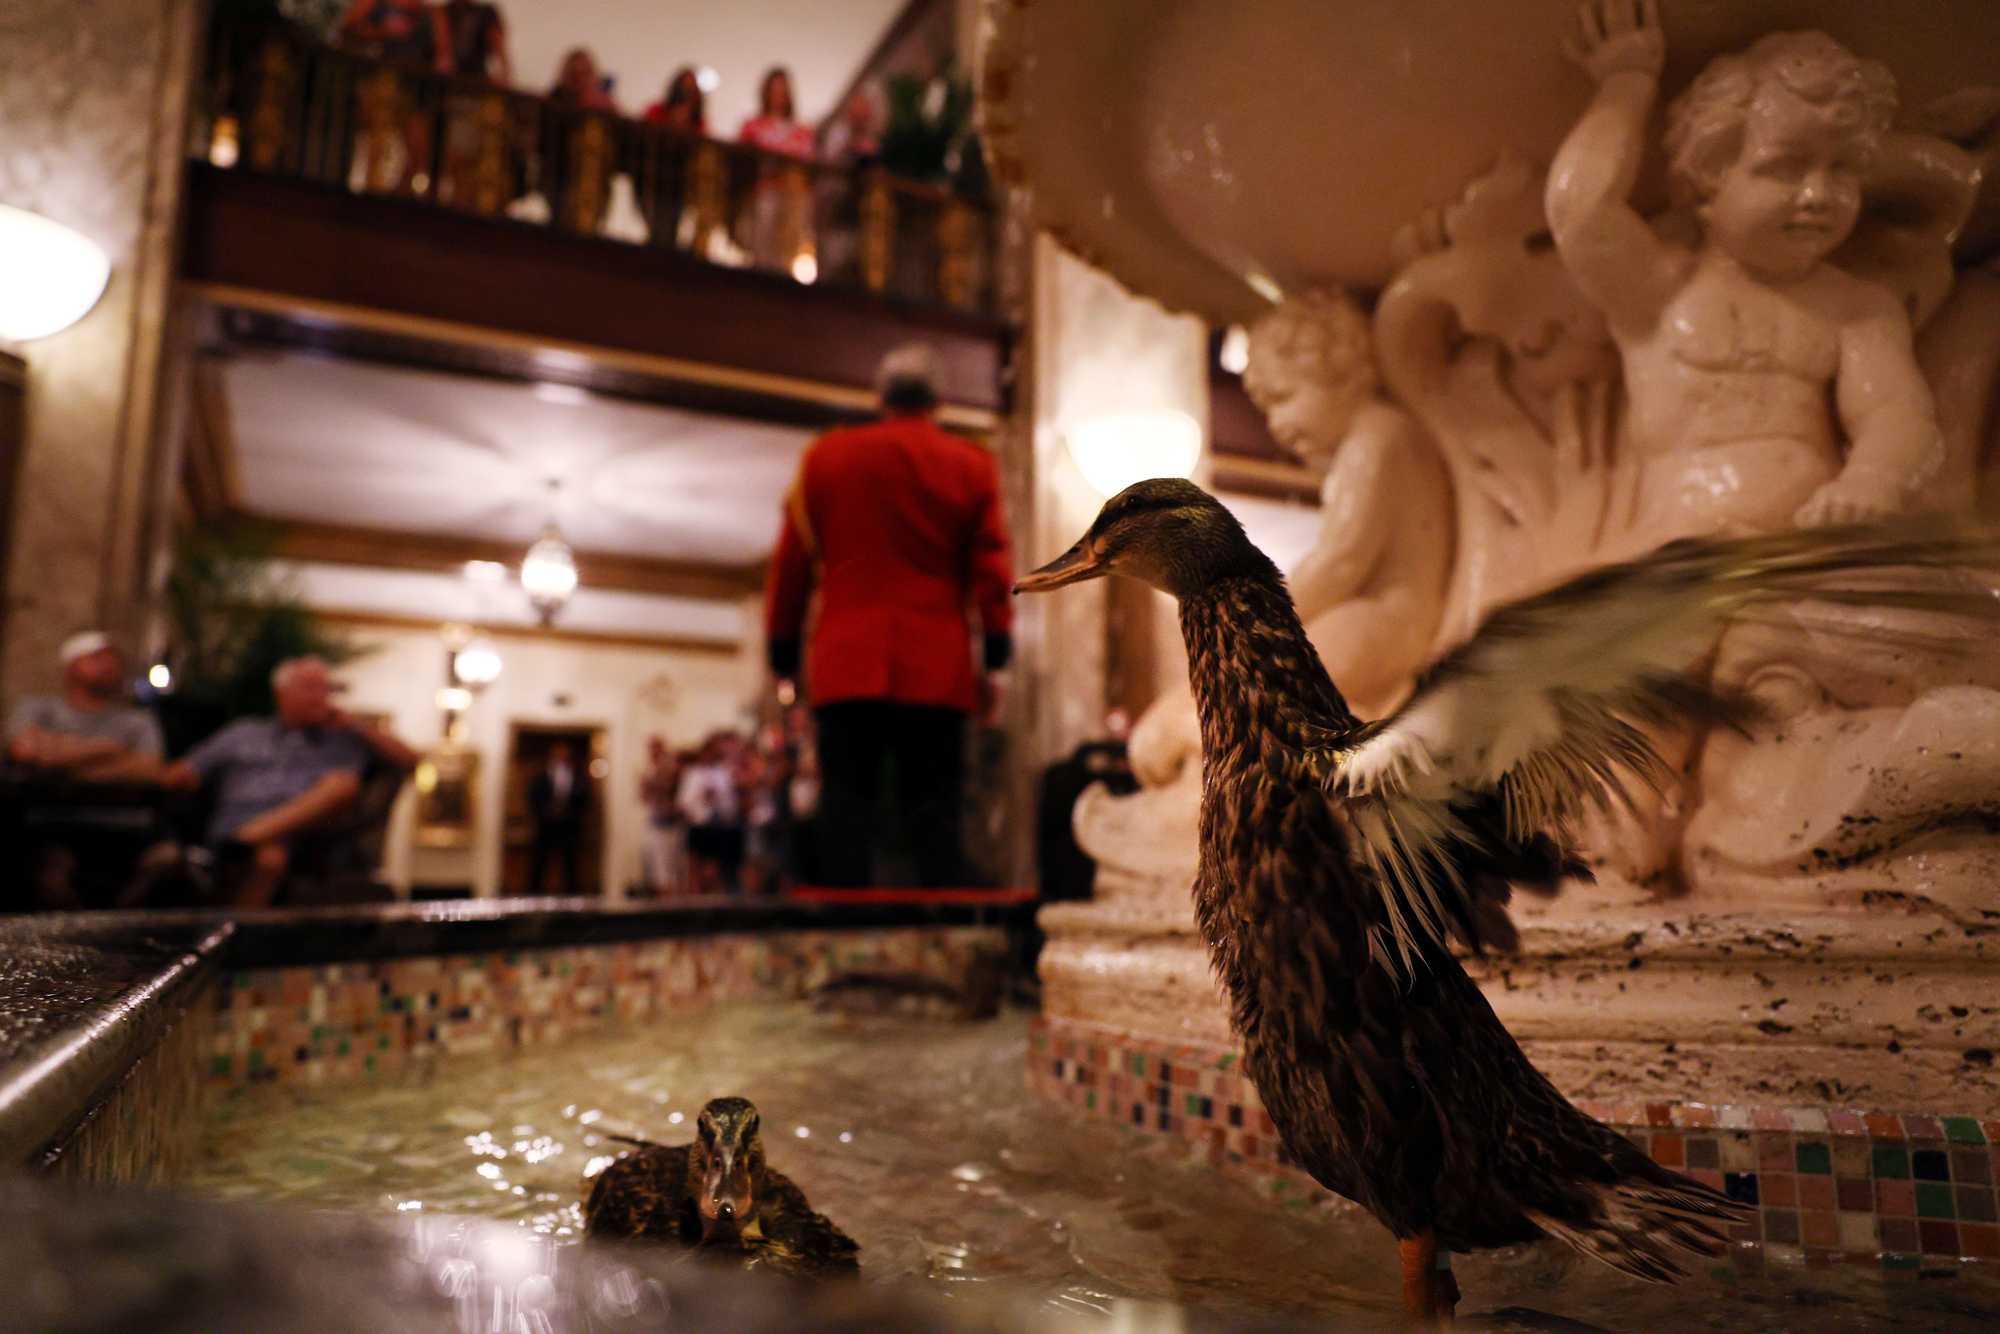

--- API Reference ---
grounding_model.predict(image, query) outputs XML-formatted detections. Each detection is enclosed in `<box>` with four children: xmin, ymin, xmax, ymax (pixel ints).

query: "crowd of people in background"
<box><xmin>639</xmin><ymin>707</ymin><xmax>818</xmax><ymax>897</ymax></box>
<box><xmin>335</xmin><ymin>1</ymin><xmax>880</xmax><ymax>168</ymax></box>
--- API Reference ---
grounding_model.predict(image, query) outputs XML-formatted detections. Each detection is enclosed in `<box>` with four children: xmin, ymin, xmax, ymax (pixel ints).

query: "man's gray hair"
<box><xmin>876</xmin><ymin>342</ymin><xmax>940</xmax><ymax>412</ymax></box>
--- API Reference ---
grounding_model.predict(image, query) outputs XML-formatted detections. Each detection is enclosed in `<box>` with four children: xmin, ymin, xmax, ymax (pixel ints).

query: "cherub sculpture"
<box><xmin>1549</xmin><ymin>0</ymin><xmax>1944</xmax><ymax>547</ymax></box>
<box><xmin>1544</xmin><ymin>0</ymin><xmax>2000</xmax><ymax>905</ymax></box>
<box><xmin>1117</xmin><ymin>289</ymin><xmax>1453</xmax><ymax>806</ymax></box>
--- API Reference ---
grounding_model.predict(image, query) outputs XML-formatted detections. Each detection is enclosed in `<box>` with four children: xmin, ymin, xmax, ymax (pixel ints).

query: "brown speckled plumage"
<box><xmin>1179</xmin><ymin>568</ymin><xmax>1725</xmax><ymax>1264</ymax></box>
<box><xmin>583</xmin><ymin>1096</ymin><xmax>858</xmax><ymax>1277</ymax></box>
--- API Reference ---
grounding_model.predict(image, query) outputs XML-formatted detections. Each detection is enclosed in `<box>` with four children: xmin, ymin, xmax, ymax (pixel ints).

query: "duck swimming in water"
<box><xmin>1016</xmin><ymin>478</ymin><xmax>2000</xmax><ymax>1325</ymax></box>
<box><xmin>583</xmin><ymin>1096</ymin><xmax>859</xmax><ymax>1278</ymax></box>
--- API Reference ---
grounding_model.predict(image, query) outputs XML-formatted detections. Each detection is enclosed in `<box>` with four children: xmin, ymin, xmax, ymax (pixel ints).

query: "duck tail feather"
<box><xmin>1525</xmin><ymin>1172</ymin><xmax>1745</xmax><ymax>1284</ymax></box>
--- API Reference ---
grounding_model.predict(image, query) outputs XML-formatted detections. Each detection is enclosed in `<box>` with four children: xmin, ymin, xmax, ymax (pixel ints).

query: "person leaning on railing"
<box><xmin>737</xmin><ymin>66</ymin><xmax>815</xmax><ymax>270</ymax></box>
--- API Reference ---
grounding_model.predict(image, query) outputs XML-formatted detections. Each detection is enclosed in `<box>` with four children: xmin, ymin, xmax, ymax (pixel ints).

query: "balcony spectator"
<box><xmin>817</xmin><ymin>87</ymin><xmax>880</xmax><ymax>283</ymax></box>
<box><xmin>339</xmin><ymin>0</ymin><xmax>449</xmax><ymax>73</ymax></box>
<box><xmin>161</xmin><ymin>656</ymin><xmax>418</xmax><ymax>908</ymax></box>
<box><xmin>764</xmin><ymin>344</ymin><xmax>1015</xmax><ymax>888</ymax></box>
<box><xmin>821</xmin><ymin>88</ymin><xmax>879</xmax><ymax>167</ymax></box>
<box><xmin>440</xmin><ymin>0</ymin><xmax>511</xmax><ymax>83</ymax></box>
<box><xmin>737</xmin><ymin>66</ymin><xmax>814</xmax><ymax>159</ymax></box>
<box><xmin>644</xmin><ymin>67</ymin><xmax>706</xmax><ymax>134</ymax></box>
<box><xmin>548</xmin><ymin>47</ymin><xmax>617</xmax><ymax>113</ymax></box>
<box><xmin>738</xmin><ymin>66</ymin><xmax>815</xmax><ymax>271</ymax></box>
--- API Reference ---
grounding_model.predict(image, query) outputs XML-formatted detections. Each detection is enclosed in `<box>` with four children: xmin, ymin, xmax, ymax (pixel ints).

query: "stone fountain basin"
<box><xmin>981</xmin><ymin>0</ymin><xmax>1998</xmax><ymax>321</ymax></box>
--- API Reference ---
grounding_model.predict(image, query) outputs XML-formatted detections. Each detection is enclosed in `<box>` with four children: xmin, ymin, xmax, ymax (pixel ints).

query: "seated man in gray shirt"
<box><xmin>163</xmin><ymin>655</ymin><xmax>416</xmax><ymax>907</ymax></box>
<box><xmin>6</xmin><ymin>631</ymin><xmax>164</xmax><ymax>782</ymax></box>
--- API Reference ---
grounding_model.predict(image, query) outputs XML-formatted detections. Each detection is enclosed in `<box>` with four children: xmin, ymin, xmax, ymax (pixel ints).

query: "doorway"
<box><xmin>502</xmin><ymin>722</ymin><xmax>609</xmax><ymax>896</ymax></box>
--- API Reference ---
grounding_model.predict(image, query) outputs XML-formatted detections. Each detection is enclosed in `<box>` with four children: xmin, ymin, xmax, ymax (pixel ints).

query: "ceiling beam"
<box><xmin>313</xmin><ymin>608</ymin><xmax>741</xmax><ymax>658</ymax></box>
<box><xmin>250</xmin><ymin>515</ymin><xmax>766</xmax><ymax>602</ymax></box>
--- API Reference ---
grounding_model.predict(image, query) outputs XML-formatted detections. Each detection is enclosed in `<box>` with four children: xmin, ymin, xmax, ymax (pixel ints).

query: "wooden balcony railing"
<box><xmin>198</xmin><ymin>18</ymin><xmax>996</xmax><ymax>315</ymax></box>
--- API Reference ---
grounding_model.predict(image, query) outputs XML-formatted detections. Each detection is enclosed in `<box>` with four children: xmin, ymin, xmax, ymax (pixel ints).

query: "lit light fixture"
<box><xmin>146</xmin><ymin>662</ymin><xmax>174</xmax><ymax>691</ymax></box>
<box><xmin>451</xmin><ymin>638</ymin><xmax>503</xmax><ymax>688</ymax></box>
<box><xmin>1064</xmin><ymin>409</ymin><xmax>1204</xmax><ymax>497</ymax></box>
<box><xmin>436</xmin><ymin>685</ymin><xmax>474</xmax><ymax>714</ymax></box>
<box><xmin>1218</xmin><ymin>324</ymin><xmax>1250</xmax><ymax>376</ymax></box>
<box><xmin>462</xmin><ymin>559</ymin><xmax>508</xmax><ymax>583</ymax></box>
<box><xmin>0</xmin><ymin>205</ymin><xmax>112</xmax><ymax>343</ymax></box>
<box><xmin>790</xmin><ymin>251</ymin><xmax>818</xmax><ymax>285</ymax></box>
<box><xmin>532</xmin><ymin>382</ymin><xmax>589</xmax><ymax>407</ymax></box>
<box><xmin>519</xmin><ymin>481</ymin><xmax>578</xmax><ymax>624</ymax></box>
<box><xmin>208</xmin><ymin>115</ymin><xmax>242</xmax><ymax>169</ymax></box>
<box><xmin>695</xmin><ymin>66</ymin><xmax>720</xmax><ymax>93</ymax></box>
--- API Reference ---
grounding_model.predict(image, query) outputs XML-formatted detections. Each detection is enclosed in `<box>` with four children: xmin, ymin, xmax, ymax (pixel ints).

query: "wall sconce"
<box><xmin>1063</xmin><ymin>409</ymin><xmax>1203</xmax><ymax>497</ymax></box>
<box><xmin>0</xmin><ymin>205</ymin><xmax>111</xmax><ymax>343</ymax></box>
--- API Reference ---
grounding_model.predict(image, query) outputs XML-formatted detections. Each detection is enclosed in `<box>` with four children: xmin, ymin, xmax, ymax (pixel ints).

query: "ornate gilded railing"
<box><xmin>198</xmin><ymin>19</ymin><xmax>995</xmax><ymax>314</ymax></box>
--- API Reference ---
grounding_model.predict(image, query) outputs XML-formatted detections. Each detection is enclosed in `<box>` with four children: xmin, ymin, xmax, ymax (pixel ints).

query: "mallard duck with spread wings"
<box><xmin>1016</xmin><ymin>478</ymin><xmax>2000</xmax><ymax>1325</ymax></box>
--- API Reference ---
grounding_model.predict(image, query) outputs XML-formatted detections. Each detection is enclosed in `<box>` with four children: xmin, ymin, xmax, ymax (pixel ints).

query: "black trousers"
<box><xmin>530</xmin><ymin>825</ymin><xmax>581</xmax><ymax>896</ymax></box>
<box><xmin>812</xmin><ymin>700</ymin><xmax>967</xmax><ymax>887</ymax></box>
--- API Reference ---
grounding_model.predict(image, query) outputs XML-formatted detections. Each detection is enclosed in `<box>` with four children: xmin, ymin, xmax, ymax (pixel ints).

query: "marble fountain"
<box><xmin>987</xmin><ymin>0</ymin><xmax>2000</xmax><ymax>1272</ymax></box>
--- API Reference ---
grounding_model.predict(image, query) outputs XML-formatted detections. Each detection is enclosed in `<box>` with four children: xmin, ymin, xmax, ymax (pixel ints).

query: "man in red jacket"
<box><xmin>765</xmin><ymin>344</ymin><xmax>1014</xmax><ymax>886</ymax></box>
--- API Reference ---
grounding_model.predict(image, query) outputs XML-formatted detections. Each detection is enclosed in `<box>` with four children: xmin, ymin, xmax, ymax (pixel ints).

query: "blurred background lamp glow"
<box><xmin>436</xmin><ymin>685</ymin><xmax>474</xmax><ymax>713</ymax></box>
<box><xmin>1064</xmin><ymin>409</ymin><xmax>1203</xmax><ymax>497</ymax></box>
<box><xmin>695</xmin><ymin>65</ymin><xmax>720</xmax><ymax>93</ymax></box>
<box><xmin>462</xmin><ymin>559</ymin><xmax>508</xmax><ymax>583</ymax></box>
<box><xmin>0</xmin><ymin>205</ymin><xmax>112</xmax><ymax>342</ymax></box>
<box><xmin>520</xmin><ymin>527</ymin><xmax>579</xmax><ymax>622</ymax></box>
<box><xmin>1218</xmin><ymin>324</ymin><xmax>1250</xmax><ymax>375</ymax></box>
<box><xmin>146</xmin><ymin>663</ymin><xmax>173</xmax><ymax>691</ymax></box>
<box><xmin>451</xmin><ymin>639</ymin><xmax>503</xmax><ymax>687</ymax></box>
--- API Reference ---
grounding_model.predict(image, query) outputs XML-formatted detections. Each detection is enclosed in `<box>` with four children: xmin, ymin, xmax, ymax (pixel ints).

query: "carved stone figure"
<box><xmin>1550</xmin><ymin>3</ymin><xmax>1944</xmax><ymax>546</ymax></box>
<box><xmin>1543</xmin><ymin>1</ymin><xmax>1999</xmax><ymax>903</ymax></box>
<box><xmin>1374</xmin><ymin>155</ymin><xmax>1618</xmax><ymax>644</ymax></box>
<box><xmin>1112</xmin><ymin>290</ymin><xmax>1452</xmax><ymax>830</ymax></box>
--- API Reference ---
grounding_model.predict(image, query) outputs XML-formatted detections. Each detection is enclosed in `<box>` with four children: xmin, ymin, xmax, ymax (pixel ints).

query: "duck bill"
<box><xmin>698</xmin><ymin>1152</ymin><xmax>753</xmax><ymax>1242</ymax></box>
<box><xmin>1013</xmin><ymin>541</ymin><xmax>1103</xmax><ymax>594</ymax></box>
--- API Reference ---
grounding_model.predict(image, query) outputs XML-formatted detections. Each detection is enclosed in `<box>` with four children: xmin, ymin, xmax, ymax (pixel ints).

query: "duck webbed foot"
<box><xmin>1398</xmin><ymin>1231</ymin><xmax>1459</xmax><ymax>1327</ymax></box>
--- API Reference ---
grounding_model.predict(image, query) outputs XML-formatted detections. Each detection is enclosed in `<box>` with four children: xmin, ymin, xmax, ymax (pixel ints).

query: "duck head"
<box><xmin>1013</xmin><ymin>478</ymin><xmax>1270</xmax><ymax>600</ymax></box>
<box><xmin>688</xmin><ymin>1096</ymin><xmax>766</xmax><ymax>1243</ymax></box>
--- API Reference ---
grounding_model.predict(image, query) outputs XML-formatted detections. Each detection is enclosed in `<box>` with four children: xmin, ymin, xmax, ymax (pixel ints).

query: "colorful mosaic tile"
<box><xmin>212</xmin><ymin>927</ymin><xmax>1001</xmax><ymax>1087</ymax></box>
<box><xmin>1029</xmin><ymin>1015</ymin><xmax>2000</xmax><ymax>1272</ymax></box>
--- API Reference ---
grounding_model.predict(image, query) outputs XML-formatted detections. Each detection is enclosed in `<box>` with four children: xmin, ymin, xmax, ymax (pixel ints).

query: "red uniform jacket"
<box><xmin>764</xmin><ymin>414</ymin><xmax>1014</xmax><ymax>713</ymax></box>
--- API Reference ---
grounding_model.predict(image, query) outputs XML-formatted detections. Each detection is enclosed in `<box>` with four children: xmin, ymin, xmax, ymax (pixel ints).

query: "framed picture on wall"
<box><xmin>413</xmin><ymin>746</ymin><xmax>480</xmax><ymax>849</ymax></box>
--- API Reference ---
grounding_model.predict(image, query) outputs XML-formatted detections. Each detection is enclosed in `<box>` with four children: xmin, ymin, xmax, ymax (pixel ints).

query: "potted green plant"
<box><xmin>157</xmin><ymin>524</ymin><xmax>359</xmax><ymax>755</ymax></box>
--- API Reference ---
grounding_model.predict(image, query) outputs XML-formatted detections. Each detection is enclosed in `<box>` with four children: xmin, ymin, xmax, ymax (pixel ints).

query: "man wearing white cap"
<box><xmin>764</xmin><ymin>342</ymin><xmax>1015</xmax><ymax>887</ymax></box>
<box><xmin>5</xmin><ymin>631</ymin><xmax>164</xmax><ymax>781</ymax></box>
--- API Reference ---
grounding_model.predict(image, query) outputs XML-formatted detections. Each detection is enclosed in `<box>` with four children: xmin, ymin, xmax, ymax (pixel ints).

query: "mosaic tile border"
<box><xmin>1028</xmin><ymin>1016</ymin><xmax>2000</xmax><ymax>1272</ymax></box>
<box><xmin>212</xmin><ymin>927</ymin><xmax>1003</xmax><ymax>1087</ymax></box>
